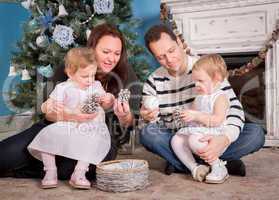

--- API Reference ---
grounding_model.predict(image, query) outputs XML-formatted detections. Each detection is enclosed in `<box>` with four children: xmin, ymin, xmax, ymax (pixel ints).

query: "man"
<box><xmin>139</xmin><ymin>24</ymin><xmax>265</xmax><ymax>176</ymax></box>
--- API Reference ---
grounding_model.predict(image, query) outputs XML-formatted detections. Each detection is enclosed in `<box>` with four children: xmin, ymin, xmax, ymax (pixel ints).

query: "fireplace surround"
<box><xmin>162</xmin><ymin>0</ymin><xmax>279</xmax><ymax>146</ymax></box>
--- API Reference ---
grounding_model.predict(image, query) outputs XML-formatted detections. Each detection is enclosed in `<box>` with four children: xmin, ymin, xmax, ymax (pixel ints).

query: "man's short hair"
<box><xmin>144</xmin><ymin>24</ymin><xmax>177</xmax><ymax>53</ymax></box>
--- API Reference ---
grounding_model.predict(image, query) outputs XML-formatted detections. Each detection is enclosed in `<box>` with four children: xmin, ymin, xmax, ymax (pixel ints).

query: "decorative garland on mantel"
<box><xmin>160</xmin><ymin>3</ymin><xmax>279</xmax><ymax>77</ymax></box>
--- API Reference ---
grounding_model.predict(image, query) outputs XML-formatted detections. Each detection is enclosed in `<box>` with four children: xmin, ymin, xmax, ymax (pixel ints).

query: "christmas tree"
<box><xmin>9</xmin><ymin>0</ymin><xmax>149</xmax><ymax>118</ymax></box>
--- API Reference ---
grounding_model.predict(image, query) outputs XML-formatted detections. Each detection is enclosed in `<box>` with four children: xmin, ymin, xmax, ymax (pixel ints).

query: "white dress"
<box><xmin>177</xmin><ymin>88</ymin><xmax>228</xmax><ymax>136</ymax></box>
<box><xmin>28</xmin><ymin>80</ymin><xmax>111</xmax><ymax>165</ymax></box>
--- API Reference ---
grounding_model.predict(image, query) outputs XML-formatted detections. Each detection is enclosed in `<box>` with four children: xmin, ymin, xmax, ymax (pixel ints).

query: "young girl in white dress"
<box><xmin>28</xmin><ymin>47</ymin><xmax>114</xmax><ymax>189</ymax></box>
<box><xmin>171</xmin><ymin>54</ymin><xmax>235</xmax><ymax>184</ymax></box>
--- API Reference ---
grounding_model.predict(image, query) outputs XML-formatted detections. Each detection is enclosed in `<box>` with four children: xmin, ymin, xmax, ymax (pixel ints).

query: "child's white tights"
<box><xmin>171</xmin><ymin>134</ymin><xmax>208</xmax><ymax>172</ymax></box>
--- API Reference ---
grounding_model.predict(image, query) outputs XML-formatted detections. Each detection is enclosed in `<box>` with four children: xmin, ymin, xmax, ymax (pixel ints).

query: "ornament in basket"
<box><xmin>96</xmin><ymin>159</ymin><xmax>150</xmax><ymax>192</ymax></box>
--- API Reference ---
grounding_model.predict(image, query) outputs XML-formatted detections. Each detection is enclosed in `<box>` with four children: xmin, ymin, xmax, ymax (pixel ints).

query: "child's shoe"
<box><xmin>205</xmin><ymin>160</ymin><xmax>229</xmax><ymax>184</ymax></box>
<box><xmin>192</xmin><ymin>165</ymin><xmax>210</xmax><ymax>182</ymax></box>
<box><xmin>41</xmin><ymin>168</ymin><xmax>58</xmax><ymax>189</ymax></box>
<box><xmin>69</xmin><ymin>169</ymin><xmax>91</xmax><ymax>189</ymax></box>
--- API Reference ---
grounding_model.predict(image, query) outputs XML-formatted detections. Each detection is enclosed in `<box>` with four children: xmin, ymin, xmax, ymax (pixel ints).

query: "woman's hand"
<box><xmin>139</xmin><ymin>105</ymin><xmax>159</xmax><ymax>122</ymax></box>
<box><xmin>99</xmin><ymin>93</ymin><xmax>115</xmax><ymax>109</ymax></box>
<box><xmin>113</xmin><ymin>99</ymin><xmax>133</xmax><ymax>127</ymax></box>
<box><xmin>196</xmin><ymin>135</ymin><xmax>230</xmax><ymax>164</ymax></box>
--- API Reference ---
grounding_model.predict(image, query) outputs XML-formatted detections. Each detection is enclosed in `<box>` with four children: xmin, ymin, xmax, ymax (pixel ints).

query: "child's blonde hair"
<box><xmin>64</xmin><ymin>47</ymin><xmax>97</xmax><ymax>74</ymax></box>
<box><xmin>192</xmin><ymin>54</ymin><xmax>228</xmax><ymax>81</ymax></box>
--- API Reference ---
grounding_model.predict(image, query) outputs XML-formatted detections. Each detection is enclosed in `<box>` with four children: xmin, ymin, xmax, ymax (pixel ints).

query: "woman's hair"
<box><xmin>87</xmin><ymin>23</ymin><xmax>128</xmax><ymax>95</ymax></box>
<box><xmin>64</xmin><ymin>47</ymin><xmax>97</xmax><ymax>75</ymax></box>
<box><xmin>192</xmin><ymin>54</ymin><xmax>228</xmax><ymax>80</ymax></box>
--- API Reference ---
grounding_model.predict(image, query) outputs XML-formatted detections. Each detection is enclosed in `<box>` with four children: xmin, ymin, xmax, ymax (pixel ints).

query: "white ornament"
<box><xmin>36</xmin><ymin>35</ymin><xmax>49</xmax><ymax>48</ymax></box>
<box><xmin>58</xmin><ymin>4</ymin><xmax>68</xmax><ymax>17</ymax></box>
<box><xmin>94</xmin><ymin>0</ymin><xmax>114</xmax><ymax>14</ymax></box>
<box><xmin>21</xmin><ymin>0</ymin><xmax>34</xmax><ymax>10</ymax></box>
<box><xmin>86</xmin><ymin>29</ymin><xmax>91</xmax><ymax>40</ymax></box>
<box><xmin>8</xmin><ymin>65</ymin><xmax>17</xmax><ymax>76</ymax></box>
<box><xmin>21</xmin><ymin>69</ymin><xmax>31</xmax><ymax>80</ymax></box>
<box><xmin>53</xmin><ymin>25</ymin><xmax>74</xmax><ymax>49</ymax></box>
<box><xmin>144</xmin><ymin>96</ymin><xmax>159</xmax><ymax>110</ymax></box>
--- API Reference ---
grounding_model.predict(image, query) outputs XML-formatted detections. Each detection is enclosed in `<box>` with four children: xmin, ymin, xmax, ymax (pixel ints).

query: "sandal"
<box><xmin>69</xmin><ymin>169</ymin><xmax>91</xmax><ymax>189</ymax></box>
<box><xmin>41</xmin><ymin>168</ymin><xmax>58</xmax><ymax>189</ymax></box>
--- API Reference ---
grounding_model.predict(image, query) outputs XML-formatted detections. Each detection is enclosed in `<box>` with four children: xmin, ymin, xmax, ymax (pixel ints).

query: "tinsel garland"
<box><xmin>160</xmin><ymin>3</ymin><xmax>279</xmax><ymax>77</ymax></box>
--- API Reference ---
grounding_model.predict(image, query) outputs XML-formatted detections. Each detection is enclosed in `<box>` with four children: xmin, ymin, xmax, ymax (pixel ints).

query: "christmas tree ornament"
<box><xmin>8</xmin><ymin>64</ymin><xmax>17</xmax><ymax>76</ymax></box>
<box><xmin>94</xmin><ymin>0</ymin><xmax>114</xmax><ymax>14</ymax></box>
<box><xmin>143</xmin><ymin>96</ymin><xmax>159</xmax><ymax>110</ymax></box>
<box><xmin>28</xmin><ymin>42</ymin><xmax>37</xmax><ymax>50</ymax></box>
<box><xmin>37</xmin><ymin>64</ymin><xmax>54</xmax><ymax>78</ymax></box>
<box><xmin>86</xmin><ymin>29</ymin><xmax>91</xmax><ymax>40</ymax></box>
<box><xmin>173</xmin><ymin>108</ymin><xmax>186</xmax><ymax>128</ymax></box>
<box><xmin>39</xmin><ymin>9</ymin><xmax>55</xmax><ymax>30</ymax></box>
<box><xmin>21</xmin><ymin>69</ymin><xmax>31</xmax><ymax>81</ymax></box>
<box><xmin>118</xmin><ymin>89</ymin><xmax>131</xmax><ymax>103</ymax></box>
<box><xmin>58</xmin><ymin>4</ymin><xmax>68</xmax><ymax>17</ymax></box>
<box><xmin>81</xmin><ymin>94</ymin><xmax>100</xmax><ymax>114</ymax></box>
<box><xmin>28</xmin><ymin>18</ymin><xmax>39</xmax><ymax>31</ymax></box>
<box><xmin>36</xmin><ymin>35</ymin><xmax>49</xmax><ymax>48</ymax></box>
<box><xmin>53</xmin><ymin>25</ymin><xmax>74</xmax><ymax>49</ymax></box>
<box><xmin>21</xmin><ymin>0</ymin><xmax>34</xmax><ymax>10</ymax></box>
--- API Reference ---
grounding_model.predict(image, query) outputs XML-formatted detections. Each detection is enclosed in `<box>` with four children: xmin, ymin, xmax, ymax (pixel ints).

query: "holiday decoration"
<box><xmin>143</xmin><ymin>96</ymin><xmax>159</xmax><ymax>110</ymax></box>
<box><xmin>86</xmin><ymin>29</ymin><xmax>91</xmax><ymax>40</ymax></box>
<box><xmin>81</xmin><ymin>94</ymin><xmax>100</xmax><ymax>114</ymax></box>
<box><xmin>52</xmin><ymin>25</ymin><xmax>74</xmax><ymax>49</ymax></box>
<box><xmin>39</xmin><ymin>9</ymin><xmax>55</xmax><ymax>30</ymax></box>
<box><xmin>8</xmin><ymin>65</ymin><xmax>17</xmax><ymax>77</ymax></box>
<box><xmin>57</xmin><ymin>4</ymin><xmax>68</xmax><ymax>17</ymax></box>
<box><xmin>21</xmin><ymin>0</ymin><xmax>34</xmax><ymax>10</ymax></box>
<box><xmin>21</xmin><ymin>69</ymin><xmax>31</xmax><ymax>81</ymax></box>
<box><xmin>172</xmin><ymin>108</ymin><xmax>186</xmax><ymax>129</ymax></box>
<box><xmin>94</xmin><ymin>0</ymin><xmax>114</xmax><ymax>14</ymax></box>
<box><xmin>36</xmin><ymin>35</ymin><xmax>49</xmax><ymax>48</ymax></box>
<box><xmin>118</xmin><ymin>89</ymin><xmax>131</xmax><ymax>103</ymax></box>
<box><xmin>37</xmin><ymin>64</ymin><xmax>54</xmax><ymax>78</ymax></box>
<box><xmin>28</xmin><ymin>18</ymin><xmax>39</xmax><ymax>31</ymax></box>
<box><xmin>10</xmin><ymin>0</ymin><xmax>150</xmax><ymax>120</ymax></box>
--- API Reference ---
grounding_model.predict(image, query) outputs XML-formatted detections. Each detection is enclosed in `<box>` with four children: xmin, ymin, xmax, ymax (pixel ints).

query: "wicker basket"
<box><xmin>96</xmin><ymin>159</ymin><xmax>150</xmax><ymax>192</ymax></box>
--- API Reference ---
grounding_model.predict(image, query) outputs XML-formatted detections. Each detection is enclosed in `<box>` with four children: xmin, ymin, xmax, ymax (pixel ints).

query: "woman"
<box><xmin>0</xmin><ymin>23</ymin><xmax>137</xmax><ymax>180</ymax></box>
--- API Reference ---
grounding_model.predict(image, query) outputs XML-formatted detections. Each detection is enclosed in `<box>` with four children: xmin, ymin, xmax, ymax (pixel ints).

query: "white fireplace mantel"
<box><xmin>162</xmin><ymin>0</ymin><xmax>279</xmax><ymax>146</ymax></box>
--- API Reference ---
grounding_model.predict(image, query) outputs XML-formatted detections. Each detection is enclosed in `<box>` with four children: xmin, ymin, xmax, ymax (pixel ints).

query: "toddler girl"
<box><xmin>28</xmin><ymin>47</ymin><xmax>114</xmax><ymax>189</ymax></box>
<box><xmin>171</xmin><ymin>54</ymin><xmax>236</xmax><ymax>184</ymax></box>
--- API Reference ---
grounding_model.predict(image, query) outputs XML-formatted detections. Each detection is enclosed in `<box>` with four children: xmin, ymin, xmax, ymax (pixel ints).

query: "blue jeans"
<box><xmin>139</xmin><ymin>122</ymin><xmax>265</xmax><ymax>171</ymax></box>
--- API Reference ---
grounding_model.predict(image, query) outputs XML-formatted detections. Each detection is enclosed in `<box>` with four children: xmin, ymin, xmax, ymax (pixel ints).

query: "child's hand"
<box><xmin>99</xmin><ymin>93</ymin><xmax>115</xmax><ymax>109</ymax></box>
<box><xmin>179</xmin><ymin>109</ymin><xmax>199</xmax><ymax>122</ymax></box>
<box><xmin>42</xmin><ymin>98</ymin><xmax>64</xmax><ymax>114</ymax></box>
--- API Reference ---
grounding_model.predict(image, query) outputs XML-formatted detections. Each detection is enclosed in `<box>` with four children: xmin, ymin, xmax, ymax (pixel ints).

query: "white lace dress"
<box><xmin>177</xmin><ymin>88</ymin><xmax>228</xmax><ymax>136</ymax></box>
<box><xmin>28</xmin><ymin>80</ymin><xmax>111</xmax><ymax>165</ymax></box>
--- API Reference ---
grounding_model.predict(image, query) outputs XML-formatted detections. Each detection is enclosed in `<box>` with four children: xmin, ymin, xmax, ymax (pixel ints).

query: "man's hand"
<box><xmin>139</xmin><ymin>105</ymin><xmax>159</xmax><ymax>122</ymax></box>
<box><xmin>196</xmin><ymin>135</ymin><xmax>230</xmax><ymax>164</ymax></box>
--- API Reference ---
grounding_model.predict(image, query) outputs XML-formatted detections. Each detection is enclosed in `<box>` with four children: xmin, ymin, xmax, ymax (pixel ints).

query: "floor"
<box><xmin>0</xmin><ymin>146</ymin><xmax>278</xmax><ymax>200</ymax></box>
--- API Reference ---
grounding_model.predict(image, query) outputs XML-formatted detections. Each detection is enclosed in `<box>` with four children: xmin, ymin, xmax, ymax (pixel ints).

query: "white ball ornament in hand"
<box><xmin>144</xmin><ymin>96</ymin><xmax>159</xmax><ymax>110</ymax></box>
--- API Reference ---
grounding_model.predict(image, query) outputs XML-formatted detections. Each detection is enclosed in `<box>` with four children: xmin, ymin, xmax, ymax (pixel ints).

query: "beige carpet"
<box><xmin>0</xmin><ymin>147</ymin><xmax>278</xmax><ymax>200</ymax></box>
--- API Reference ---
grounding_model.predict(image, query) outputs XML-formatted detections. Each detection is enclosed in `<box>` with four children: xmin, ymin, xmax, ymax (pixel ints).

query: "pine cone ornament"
<box><xmin>81</xmin><ymin>94</ymin><xmax>100</xmax><ymax>114</ymax></box>
<box><xmin>118</xmin><ymin>89</ymin><xmax>131</xmax><ymax>103</ymax></box>
<box><xmin>173</xmin><ymin>108</ymin><xmax>186</xmax><ymax>128</ymax></box>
